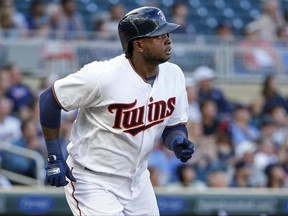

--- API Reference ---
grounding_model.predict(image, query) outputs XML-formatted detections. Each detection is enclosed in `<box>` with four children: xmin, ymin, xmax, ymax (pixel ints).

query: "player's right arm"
<box><xmin>39</xmin><ymin>85</ymin><xmax>76</xmax><ymax>187</ymax></box>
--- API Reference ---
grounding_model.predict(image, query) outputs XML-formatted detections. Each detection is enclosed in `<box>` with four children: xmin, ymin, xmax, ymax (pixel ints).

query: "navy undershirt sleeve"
<box><xmin>39</xmin><ymin>86</ymin><xmax>62</xmax><ymax>128</ymax></box>
<box><xmin>162</xmin><ymin>125</ymin><xmax>188</xmax><ymax>150</ymax></box>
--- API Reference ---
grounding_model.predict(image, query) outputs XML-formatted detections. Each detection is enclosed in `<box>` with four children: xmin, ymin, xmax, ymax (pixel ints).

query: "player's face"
<box><xmin>140</xmin><ymin>34</ymin><xmax>172</xmax><ymax>64</ymax></box>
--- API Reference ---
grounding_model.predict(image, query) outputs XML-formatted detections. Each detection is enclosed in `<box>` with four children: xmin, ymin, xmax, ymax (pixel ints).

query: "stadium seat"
<box><xmin>12</xmin><ymin>0</ymin><xmax>270</xmax><ymax>37</ymax></box>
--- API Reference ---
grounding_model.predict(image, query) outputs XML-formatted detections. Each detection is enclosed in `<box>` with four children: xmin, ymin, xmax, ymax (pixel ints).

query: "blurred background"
<box><xmin>1</xmin><ymin>0</ymin><xmax>288</xmax><ymax>215</ymax></box>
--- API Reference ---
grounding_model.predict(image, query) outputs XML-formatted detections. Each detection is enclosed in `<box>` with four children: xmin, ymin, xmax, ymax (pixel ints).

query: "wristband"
<box><xmin>162</xmin><ymin>125</ymin><xmax>188</xmax><ymax>150</ymax></box>
<box><xmin>46</xmin><ymin>139</ymin><xmax>63</xmax><ymax>156</ymax></box>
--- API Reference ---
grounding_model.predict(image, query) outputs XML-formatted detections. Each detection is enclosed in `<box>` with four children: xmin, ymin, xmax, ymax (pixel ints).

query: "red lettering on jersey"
<box><xmin>108</xmin><ymin>99</ymin><xmax>137</xmax><ymax>129</ymax></box>
<box><xmin>166</xmin><ymin>97</ymin><xmax>176</xmax><ymax>116</ymax></box>
<box><xmin>108</xmin><ymin>97</ymin><xmax>176</xmax><ymax>136</ymax></box>
<box><xmin>153</xmin><ymin>100</ymin><xmax>167</xmax><ymax>120</ymax></box>
<box><xmin>122</xmin><ymin>106</ymin><xmax>145</xmax><ymax>129</ymax></box>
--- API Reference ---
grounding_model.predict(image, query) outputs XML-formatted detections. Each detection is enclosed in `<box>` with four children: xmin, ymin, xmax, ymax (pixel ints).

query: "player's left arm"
<box><xmin>162</xmin><ymin>125</ymin><xmax>194</xmax><ymax>162</ymax></box>
<box><xmin>162</xmin><ymin>66</ymin><xmax>194</xmax><ymax>162</ymax></box>
<box><xmin>40</xmin><ymin>86</ymin><xmax>76</xmax><ymax>187</ymax></box>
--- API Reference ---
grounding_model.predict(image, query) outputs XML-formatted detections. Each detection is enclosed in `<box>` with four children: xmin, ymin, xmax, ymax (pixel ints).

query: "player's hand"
<box><xmin>45</xmin><ymin>154</ymin><xmax>76</xmax><ymax>187</ymax></box>
<box><xmin>172</xmin><ymin>137</ymin><xmax>194</xmax><ymax>162</ymax></box>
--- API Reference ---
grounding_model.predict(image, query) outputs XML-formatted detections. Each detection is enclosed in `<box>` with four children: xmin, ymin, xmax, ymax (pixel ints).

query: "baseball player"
<box><xmin>39</xmin><ymin>6</ymin><xmax>194</xmax><ymax>216</ymax></box>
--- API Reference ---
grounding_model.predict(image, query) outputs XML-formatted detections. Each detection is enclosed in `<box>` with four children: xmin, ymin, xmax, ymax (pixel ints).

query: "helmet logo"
<box><xmin>157</xmin><ymin>11</ymin><xmax>166</xmax><ymax>21</ymax></box>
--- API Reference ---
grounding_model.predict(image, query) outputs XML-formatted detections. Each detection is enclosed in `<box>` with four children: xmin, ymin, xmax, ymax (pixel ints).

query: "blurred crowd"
<box><xmin>0</xmin><ymin>63</ymin><xmax>76</xmax><ymax>187</ymax></box>
<box><xmin>149</xmin><ymin>66</ymin><xmax>288</xmax><ymax>189</ymax></box>
<box><xmin>0</xmin><ymin>0</ymin><xmax>288</xmax><ymax>189</ymax></box>
<box><xmin>0</xmin><ymin>0</ymin><xmax>287</xmax><ymax>41</ymax></box>
<box><xmin>0</xmin><ymin>0</ymin><xmax>125</xmax><ymax>40</ymax></box>
<box><xmin>1</xmin><ymin>0</ymin><xmax>288</xmax><ymax>73</ymax></box>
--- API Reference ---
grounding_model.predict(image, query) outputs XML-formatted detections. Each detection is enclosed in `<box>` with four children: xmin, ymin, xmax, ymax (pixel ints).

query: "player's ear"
<box><xmin>134</xmin><ymin>40</ymin><xmax>144</xmax><ymax>52</ymax></box>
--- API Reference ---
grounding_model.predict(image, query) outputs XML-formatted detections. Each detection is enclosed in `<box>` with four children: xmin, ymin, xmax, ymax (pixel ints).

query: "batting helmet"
<box><xmin>118</xmin><ymin>6</ymin><xmax>179</xmax><ymax>53</ymax></box>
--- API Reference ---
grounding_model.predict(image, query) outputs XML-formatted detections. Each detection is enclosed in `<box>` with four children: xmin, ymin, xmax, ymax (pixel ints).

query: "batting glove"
<box><xmin>172</xmin><ymin>136</ymin><xmax>194</xmax><ymax>162</ymax></box>
<box><xmin>45</xmin><ymin>154</ymin><xmax>76</xmax><ymax>187</ymax></box>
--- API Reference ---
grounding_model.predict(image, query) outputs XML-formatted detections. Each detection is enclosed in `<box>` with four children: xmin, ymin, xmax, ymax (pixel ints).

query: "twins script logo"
<box><xmin>108</xmin><ymin>97</ymin><xmax>176</xmax><ymax>136</ymax></box>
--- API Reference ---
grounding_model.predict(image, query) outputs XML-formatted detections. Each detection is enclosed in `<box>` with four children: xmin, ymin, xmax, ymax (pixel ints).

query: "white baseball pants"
<box><xmin>64</xmin><ymin>157</ymin><xmax>159</xmax><ymax>216</ymax></box>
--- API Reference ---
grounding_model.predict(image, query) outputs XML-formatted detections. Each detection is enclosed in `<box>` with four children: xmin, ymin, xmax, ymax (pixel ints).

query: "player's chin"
<box><xmin>158</xmin><ymin>52</ymin><xmax>171</xmax><ymax>62</ymax></box>
<box><xmin>161</xmin><ymin>55</ymin><xmax>171</xmax><ymax>63</ymax></box>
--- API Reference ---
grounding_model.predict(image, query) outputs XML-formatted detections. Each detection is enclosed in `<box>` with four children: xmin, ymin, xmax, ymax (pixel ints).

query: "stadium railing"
<box><xmin>1</xmin><ymin>36</ymin><xmax>288</xmax><ymax>84</ymax></box>
<box><xmin>0</xmin><ymin>142</ymin><xmax>45</xmax><ymax>186</ymax></box>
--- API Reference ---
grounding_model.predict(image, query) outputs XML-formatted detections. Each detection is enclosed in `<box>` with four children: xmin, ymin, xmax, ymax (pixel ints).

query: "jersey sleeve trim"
<box><xmin>165</xmin><ymin>122</ymin><xmax>187</xmax><ymax>128</ymax></box>
<box><xmin>52</xmin><ymin>83</ymin><xmax>68</xmax><ymax>112</ymax></box>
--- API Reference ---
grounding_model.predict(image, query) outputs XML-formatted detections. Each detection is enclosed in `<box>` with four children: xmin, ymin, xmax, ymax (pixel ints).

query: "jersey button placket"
<box><xmin>130</xmin><ymin>87</ymin><xmax>150</xmax><ymax>189</ymax></box>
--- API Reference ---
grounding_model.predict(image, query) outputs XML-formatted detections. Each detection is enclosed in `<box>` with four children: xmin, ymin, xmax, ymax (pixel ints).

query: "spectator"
<box><xmin>148</xmin><ymin>166</ymin><xmax>161</xmax><ymax>187</ymax></box>
<box><xmin>0</xmin><ymin>0</ymin><xmax>28</xmax><ymax>36</ymax></box>
<box><xmin>187</xmin><ymin>121</ymin><xmax>218</xmax><ymax>182</ymax></box>
<box><xmin>230</xmin><ymin>104</ymin><xmax>260</xmax><ymax>146</ymax></box>
<box><xmin>274</xmin><ymin>27</ymin><xmax>288</xmax><ymax>72</ymax></box>
<box><xmin>2</xmin><ymin>118</ymin><xmax>45</xmax><ymax>179</ymax></box>
<box><xmin>21</xmin><ymin>118</ymin><xmax>45</xmax><ymax>155</ymax></box>
<box><xmin>268</xmin><ymin>105</ymin><xmax>288</xmax><ymax>147</ymax></box>
<box><xmin>214</xmin><ymin>121</ymin><xmax>235</xmax><ymax>168</ymax></box>
<box><xmin>253</xmin><ymin>136</ymin><xmax>278</xmax><ymax>171</ymax></box>
<box><xmin>187</xmin><ymin>121</ymin><xmax>203</xmax><ymax>144</ymax></box>
<box><xmin>215</xmin><ymin>21</ymin><xmax>235</xmax><ymax>44</ymax></box>
<box><xmin>249</xmin><ymin>102</ymin><xmax>264</xmax><ymax>130</ymax></box>
<box><xmin>25</xmin><ymin>97</ymin><xmax>40</xmax><ymax>123</ymax></box>
<box><xmin>258</xmin><ymin>115</ymin><xmax>276</xmax><ymax>138</ymax></box>
<box><xmin>235</xmin><ymin>141</ymin><xmax>257</xmax><ymax>165</ymax></box>
<box><xmin>230</xmin><ymin>161</ymin><xmax>252</xmax><ymax>187</ymax></box>
<box><xmin>265</xmin><ymin>163</ymin><xmax>286</xmax><ymax>188</ymax></box>
<box><xmin>251</xmin><ymin>75</ymin><xmax>287</xmax><ymax>128</ymax></box>
<box><xmin>279</xmin><ymin>146</ymin><xmax>288</xmax><ymax>182</ymax></box>
<box><xmin>0</xmin><ymin>97</ymin><xmax>21</xmax><ymax>143</ymax></box>
<box><xmin>249</xmin><ymin>172</ymin><xmax>268</xmax><ymax>188</ymax></box>
<box><xmin>148</xmin><ymin>140</ymin><xmax>175</xmax><ymax>185</ymax></box>
<box><xmin>25</xmin><ymin>97</ymin><xmax>45</xmax><ymax>147</ymax></box>
<box><xmin>252</xmin><ymin>75</ymin><xmax>288</xmax><ymax>116</ymax></box>
<box><xmin>56</xmin><ymin>0</ymin><xmax>86</xmax><ymax>40</ymax></box>
<box><xmin>46</xmin><ymin>3</ymin><xmax>62</xmax><ymax>39</ymax></box>
<box><xmin>186</xmin><ymin>77</ymin><xmax>201</xmax><ymax>123</ymax></box>
<box><xmin>93</xmin><ymin>3</ymin><xmax>125</xmax><ymax>40</ymax></box>
<box><xmin>0</xmin><ymin>6</ymin><xmax>24</xmax><ymax>38</ymax></box>
<box><xmin>167</xmin><ymin>164</ymin><xmax>206</xmax><ymax>189</ymax></box>
<box><xmin>4</xmin><ymin>64</ymin><xmax>34</xmax><ymax>117</ymax></box>
<box><xmin>254</xmin><ymin>0</ymin><xmax>283</xmax><ymax>41</ymax></box>
<box><xmin>234</xmin><ymin>141</ymin><xmax>267</xmax><ymax>187</ymax></box>
<box><xmin>200</xmin><ymin>99</ymin><xmax>219</xmax><ymax>137</ymax></box>
<box><xmin>207</xmin><ymin>170</ymin><xmax>229</xmax><ymax>187</ymax></box>
<box><xmin>170</xmin><ymin>2</ymin><xmax>195</xmax><ymax>35</ymax></box>
<box><xmin>284</xmin><ymin>8</ymin><xmax>288</xmax><ymax>33</ymax></box>
<box><xmin>0</xmin><ymin>68</ymin><xmax>11</xmax><ymax>97</ymax></box>
<box><xmin>237</xmin><ymin>21</ymin><xmax>280</xmax><ymax>73</ymax></box>
<box><xmin>25</xmin><ymin>0</ymin><xmax>50</xmax><ymax>38</ymax></box>
<box><xmin>193</xmin><ymin>66</ymin><xmax>231</xmax><ymax>118</ymax></box>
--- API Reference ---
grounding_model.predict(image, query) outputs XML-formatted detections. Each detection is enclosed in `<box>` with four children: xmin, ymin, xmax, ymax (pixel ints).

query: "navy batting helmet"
<box><xmin>118</xmin><ymin>6</ymin><xmax>179</xmax><ymax>53</ymax></box>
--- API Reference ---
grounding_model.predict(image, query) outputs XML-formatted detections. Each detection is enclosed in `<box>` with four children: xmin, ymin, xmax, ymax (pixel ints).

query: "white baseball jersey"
<box><xmin>54</xmin><ymin>54</ymin><xmax>188</xmax><ymax>179</ymax></box>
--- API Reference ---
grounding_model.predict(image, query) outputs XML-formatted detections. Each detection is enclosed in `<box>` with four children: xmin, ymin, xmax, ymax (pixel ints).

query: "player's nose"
<box><xmin>164</xmin><ymin>34</ymin><xmax>172</xmax><ymax>44</ymax></box>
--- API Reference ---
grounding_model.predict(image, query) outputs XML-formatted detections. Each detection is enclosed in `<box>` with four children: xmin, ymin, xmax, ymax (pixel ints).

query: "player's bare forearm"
<box><xmin>41</xmin><ymin>126</ymin><xmax>60</xmax><ymax>140</ymax></box>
